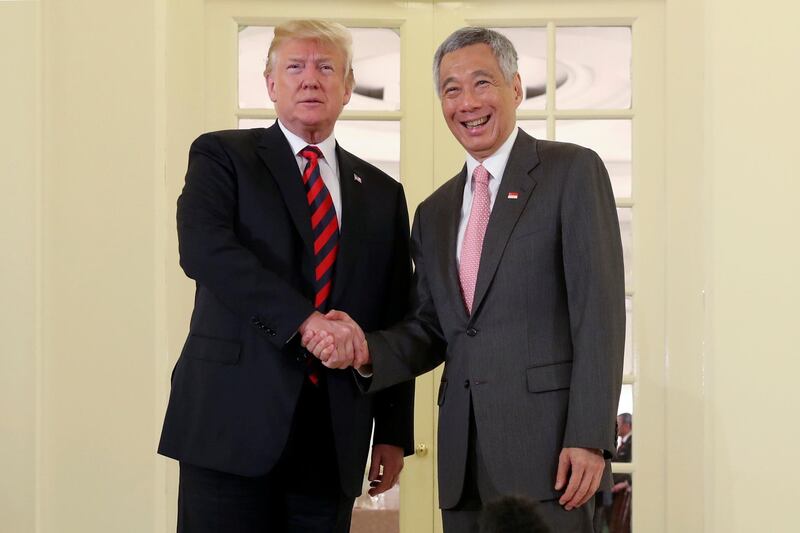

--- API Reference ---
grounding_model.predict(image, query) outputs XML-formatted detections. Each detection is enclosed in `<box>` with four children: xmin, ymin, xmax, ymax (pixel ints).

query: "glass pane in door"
<box><xmin>555</xmin><ymin>26</ymin><xmax>631</xmax><ymax>110</ymax></box>
<box><xmin>617</xmin><ymin>207</ymin><xmax>633</xmax><ymax>286</ymax></box>
<box><xmin>624</xmin><ymin>297</ymin><xmax>633</xmax><ymax>376</ymax></box>
<box><xmin>334</xmin><ymin>121</ymin><xmax>401</xmax><ymax>181</ymax></box>
<box><xmin>615</xmin><ymin>385</ymin><xmax>634</xmax><ymax>474</ymax></box>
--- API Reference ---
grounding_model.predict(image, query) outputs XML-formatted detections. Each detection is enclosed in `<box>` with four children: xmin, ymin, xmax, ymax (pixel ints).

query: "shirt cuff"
<box><xmin>355</xmin><ymin>364</ymin><xmax>373</xmax><ymax>378</ymax></box>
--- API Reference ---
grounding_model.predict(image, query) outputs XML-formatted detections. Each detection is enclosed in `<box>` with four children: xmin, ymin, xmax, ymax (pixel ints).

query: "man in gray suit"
<box><xmin>303</xmin><ymin>27</ymin><xmax>625</xmax><ymax>533</ymax></box>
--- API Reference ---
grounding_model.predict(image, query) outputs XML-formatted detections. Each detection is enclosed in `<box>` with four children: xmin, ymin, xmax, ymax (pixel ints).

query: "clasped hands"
<box><xmin>299</xmin><ymin>310</ymin><xmax>371</xmax><ymax>370</ymax></box>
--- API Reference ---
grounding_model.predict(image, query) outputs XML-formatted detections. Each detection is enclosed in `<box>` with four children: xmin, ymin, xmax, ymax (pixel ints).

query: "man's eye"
<box><xmin>476</xmin><ymin>80</ymin><xmax>490</xmax><ymax>87</ymax></box>
<box><xmin>443</xmin><ymin>86</ymin><xmax>459</xmax><ymax>95</ymax></box>
<box><xmin>287</xmin><ymin>63</ymin><xmax>301</xmax><ymax>70</ymax></box>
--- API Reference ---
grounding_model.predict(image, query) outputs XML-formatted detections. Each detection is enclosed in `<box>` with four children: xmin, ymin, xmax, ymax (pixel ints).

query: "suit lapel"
<box><xmin>256</xmin><ymin>123</ymin><xmax>315</xmax><ymax>257</ymax></box>
<box><xmin>329</xmin><ymin>145</ymin><xmax>365</xmax><ymax>306</ymax></box>
<box><xmin>437</xmin><ymin>167</ymin><xmax>469</xmax><ymax>321</ymax></box>
<box><xmin>469</xmin><ymin>131</ymin><xmax>540</xmax><ymax>321</ymax></box>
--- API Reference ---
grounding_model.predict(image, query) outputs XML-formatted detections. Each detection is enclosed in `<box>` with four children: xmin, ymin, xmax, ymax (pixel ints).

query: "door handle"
<box><xmin>415</xmin><ymin>443</ymin><xmax>429</xmax><ymax>457</ymax></box>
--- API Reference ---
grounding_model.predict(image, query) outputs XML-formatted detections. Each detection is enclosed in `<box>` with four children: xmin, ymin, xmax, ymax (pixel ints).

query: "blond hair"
<box><xmin>264</xmin><ymin>20</ymin><xmax>355</xmax><ymax>88</ymax></box>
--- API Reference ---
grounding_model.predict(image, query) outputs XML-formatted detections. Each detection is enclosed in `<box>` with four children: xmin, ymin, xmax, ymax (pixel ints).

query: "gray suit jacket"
<box><xmin>366</xmin><ymin>129</ymin><xmax>625</xmax><ymax>508</ymax></box>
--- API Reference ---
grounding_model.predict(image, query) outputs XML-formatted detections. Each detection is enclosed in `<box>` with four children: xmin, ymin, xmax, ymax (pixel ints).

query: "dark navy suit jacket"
<box><xmin>158</xmin><ymin>123</ymin><xmax>415</xmax><ymax>497</ymax></box>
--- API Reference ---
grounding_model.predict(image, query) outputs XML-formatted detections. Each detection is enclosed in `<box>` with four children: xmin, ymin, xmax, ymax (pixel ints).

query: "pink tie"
<box><xmin>459</xmin><ymin>165</ymin><xmax>491</xmax><ymax>314</ymax></box>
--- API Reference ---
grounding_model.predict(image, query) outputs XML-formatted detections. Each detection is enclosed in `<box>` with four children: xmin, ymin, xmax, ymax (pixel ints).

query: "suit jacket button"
<box><xmin>466</xmin><ymin>328</ymin><xmax>478</xmax><ymax>337</ymax></box>
<box><xmin>464</xmin><ymin>380</ymin><xmax>470</xmax><ymax>389</ymax></box>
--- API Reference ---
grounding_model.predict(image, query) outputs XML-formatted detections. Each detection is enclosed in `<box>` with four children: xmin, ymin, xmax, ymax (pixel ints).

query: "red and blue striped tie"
<box><xmin>300</xmin><ymin>146</ymin><xmax>339</xmax><ymax>310</ymax></box>
<box><xmin>300</xmin><ymin>146</ymin><xmax>339</xmax><ymax>385</ymax></box>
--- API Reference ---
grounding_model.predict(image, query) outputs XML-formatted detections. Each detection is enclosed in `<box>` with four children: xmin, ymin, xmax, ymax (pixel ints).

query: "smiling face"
<box><xmin>266</xmin><ymin>38</ymin><xmax>352</xmax><ymax>144</ymax></box>
<box><xmin>438</xmin><ymin>43</ymin><xmax>523</xmax><ymax>161</ymax></box>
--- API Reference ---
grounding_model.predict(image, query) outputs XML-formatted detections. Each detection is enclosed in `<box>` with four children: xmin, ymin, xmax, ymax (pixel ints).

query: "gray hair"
<box><xmin>432</xmin><ymin>27</ymin><xmax>518</xmax><ymax>96</ymax></box>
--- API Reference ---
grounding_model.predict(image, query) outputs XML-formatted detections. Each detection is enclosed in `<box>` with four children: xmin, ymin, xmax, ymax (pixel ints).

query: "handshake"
<box><xmin>299</xmin><ymin>310</ymin><xmax>371</xmax><ymax>371</ymax></box>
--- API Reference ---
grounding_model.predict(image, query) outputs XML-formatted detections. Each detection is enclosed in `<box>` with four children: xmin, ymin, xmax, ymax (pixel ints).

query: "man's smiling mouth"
<box><xmin>462</xmin><ymin>115</ymin><xmax>490</xmax><ymax>129</ymax></box>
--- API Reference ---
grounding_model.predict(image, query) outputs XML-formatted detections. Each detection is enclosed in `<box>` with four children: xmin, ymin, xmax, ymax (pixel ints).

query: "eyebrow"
<box><xmin>440</xmin><ymin>76</ymin><xmax>457</xmax><ymax>88</ymax></box>
<box><xmin>471</xmin><ymin>69</ymin><xmax>494</xmax><ymax>79</ymax></box>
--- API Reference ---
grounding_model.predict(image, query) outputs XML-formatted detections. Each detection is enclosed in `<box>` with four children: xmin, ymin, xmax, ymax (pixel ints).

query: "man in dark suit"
<box><xmin>613</xmin><ymin>413</ymin><xmax>633</xmax><ymax>486</ymax></box>
<box><xmin>612</xmin><ymin>413</ymin><xmax>633</xmax><ymax>522</ymax></box>
<box><xmin>304</xmin><ymin>27</ymin><xmax>625</xmax><ymax>533</ymax></box>
<box><xmin>158</xmin><ymin>19</ymin><xmax>414</xmax><ymax>533</ymax></box>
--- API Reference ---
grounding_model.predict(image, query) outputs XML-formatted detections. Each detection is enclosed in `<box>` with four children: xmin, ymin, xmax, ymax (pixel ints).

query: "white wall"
<box><xmin>39</xmin><ymin>0</ymin><xmax>163</xmax><ymax>531</ymax></box>
<box><xmin>0</xmin><ymin>2</ymin><xmax>40</xmax><ymax>531</ymax></box>
<box><xmin>704</xmin><ymin>0</ymin><xmax>800</xmax><ymax>530</ymax></box>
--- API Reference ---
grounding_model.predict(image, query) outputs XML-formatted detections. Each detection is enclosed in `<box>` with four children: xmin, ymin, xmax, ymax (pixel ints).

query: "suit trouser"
<box><xmin>441</xmin><ymin>398</ymin><xmax>597</xmax><ymax>533</ymax></box>
<box><xmin>177</xmin><ymin>378</ymin><xmax>355</xmax><ymax>533</ymax></box>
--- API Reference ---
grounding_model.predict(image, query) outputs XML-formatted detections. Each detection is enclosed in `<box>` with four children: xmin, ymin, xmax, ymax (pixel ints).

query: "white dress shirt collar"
<box><xmin>277</xmin><ymin>120</ymin><xmax>339</xmax><ymax>176</ymax></box>
<box><xmin>464</xmin><ymin>127</ymin><xmax>519</xmax><ymax>189</ymax></box>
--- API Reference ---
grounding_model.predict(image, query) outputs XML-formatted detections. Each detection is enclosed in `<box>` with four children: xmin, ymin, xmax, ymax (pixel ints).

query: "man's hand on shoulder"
<box><xmin>555</xmin><ymin>447</ymin><xmax>605</xmax><ymax>511</ymax></box>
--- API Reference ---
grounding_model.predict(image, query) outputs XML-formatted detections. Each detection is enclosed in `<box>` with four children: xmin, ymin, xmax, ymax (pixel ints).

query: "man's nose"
<box><xmin>301</xmin><ymin>69</ymin><xmax>321</xmax><ymax>89</ymax></box>
<box><xmin>458</xmin><ymin>87</ymin><xmax>480</xmax><ymax>111</ymax></box>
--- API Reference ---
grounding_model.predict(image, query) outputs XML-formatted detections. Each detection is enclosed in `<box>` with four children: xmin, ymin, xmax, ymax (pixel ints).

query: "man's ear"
<box><xmin>342</xmin><ymin>70</ymin><xmax>354</xmax><ymax>106</ymax></box>
<box><xmin>265</xmin><ymin>73</ymin><xmax>277</xmax><ymax>102</ymax></box>
<box><xmin>512</xmin><ymin>72</ymin><xmax>523</xmax><ymax>106</ymax></box>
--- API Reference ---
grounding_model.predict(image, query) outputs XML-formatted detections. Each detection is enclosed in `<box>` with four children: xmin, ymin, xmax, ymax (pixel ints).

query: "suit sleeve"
<box><xmin>560</xmin><ymin>148</ymin><xmax>626</xmax><ymax>458</ymax></box>
<box><xmin>366</xmin><ymin>204</ymin><xmax>448</xmax><ymax>393</ymax></box>
<box><xmin>370</xmin><ymin>186</ymin><xmax>416</xmax><ymax>455</ymax></box>
<box><xmin>177</xmin><ymin>133</ymin><xmax>315</xmax><ymax>347</ymax></box>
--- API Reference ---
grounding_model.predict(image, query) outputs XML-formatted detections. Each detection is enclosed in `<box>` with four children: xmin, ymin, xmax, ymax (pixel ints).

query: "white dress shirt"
<box><xmin>277</xmin><ymin>120</ymin><xmax>343</xmax><ymax>227</ymax></box>
<box><xmin>456</xmin><ymin>127</ymin><xmax>519</xmax><ymax>266</ymax></box>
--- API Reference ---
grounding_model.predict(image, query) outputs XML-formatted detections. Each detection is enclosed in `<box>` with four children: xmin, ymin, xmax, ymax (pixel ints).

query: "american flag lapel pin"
<box><xmin>354</xmin><ymin>174</ymin><xmax>362</xmax><ymax>184</ymax></box>
<box><xmin>507</xmin><ymin>191</ymin><xmax>519</xmax><ymax>200</ymax></box>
